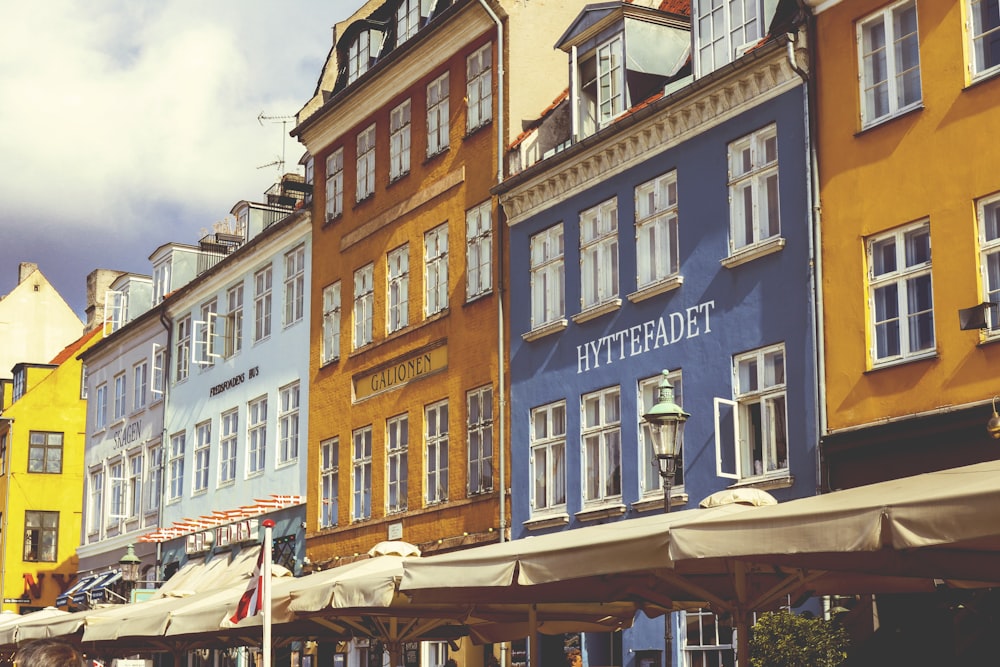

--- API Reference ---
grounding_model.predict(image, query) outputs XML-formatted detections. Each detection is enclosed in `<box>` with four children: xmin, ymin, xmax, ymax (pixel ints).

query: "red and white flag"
<box><xmin>230</xmin><ymin>548</ymin><xmax>265</xmax><ymax>624</ymax></box>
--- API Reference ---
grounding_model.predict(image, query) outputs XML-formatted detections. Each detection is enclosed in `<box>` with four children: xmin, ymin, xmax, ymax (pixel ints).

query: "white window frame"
<box><xmin>530</xmin><ymin>401</ymin><xmax>567</xmax><ymax>514</ymax></box>
<box><xmin>193</xmin><ymin>299</ymin><xmax>219</xmax><ymax>367</ymax></box>
<box><xmin>219</xmin><ymin>408</ymin><xmax>238</xmax><ymax>486</ymax></box>
<box><xmin>113</xmin><ymin>373</ymin><xmax>127</xmax><ymax>421</ymax></box>
<box><xmin>354</xmin><ymin>263</ymin><xmax>374</xmax><ymax>348</ymax></box>
<box><xmin>247</xmin><ymin>396</ymin><xmax>268</xmax><ymax>476</ymax></box>
<box><xmin>530</xmin><ymin>224</ymin><xmax>565</xmax><ymax>330</ymax></box>
<box><xmin>466</xmin><ymin>43</ymin><xmax>493</xmax><ymax>132</ymax></box>
<box><xmin>857</xmin><ymin>0</ymin><xmax>922</xmax><ymax>128</ymax></box>
<box><xmin>425</xmin><ymin>223</ymin><xmax>449</xmax><ymax>316</ymax></box>
<box><xmin>95</xmin><ymin>384</ymin><xmax>108</xmax><ymax>430</ymax></box>
<box><xmin>226</xmin><ymin>283</ymin><xmax>244</xmax><ymax>357</ymax></box>
<box><xmin>278</xmin><ymin>382</ymin><xmax>300</xmax><ymax>465</ymax></box>
<box><xmin>978</xmin><ymin>193</ymin><xmax>1000</xmax><ymax>335</ymax></box>
<box><xmin>968</xmin><ymin>0</ymin><xmax>1000</xmax><ymax>80</ymax></box>
<box><xmin>466</xmin><ymin>201</ymin><xmax>492</xmax><ymax>300</ymax></box>
<box><xmin>467</xmin><ymin>385</ymin><xmax>493</xmax><ymax>496</ymax></box>
<box><xmin>175</xmin><ymin>316</ymin><xmax>191</xmax><ymax>382</ymax></box>
<box><xmin>193</xmin><ymin>421</ymin><xmax>211</xmax><ymax>494</ymax></box>
<box><xmin>153</xmin><ymin>260</ymin><xmax>171</xmax><ymax>305</ymax></box>
<box><xmin>133</xmin><ymin>361</ymin><xmax>148</xmax><ymax>412</ymax></box>
<box><xmin>352</xmin><ymin>426</ymin><xmax>372</xmax><ymax>521</ymax></box>
<box><xmin>425</xmin><ymin>400</ymin><xmax>449</xmax><ymax>505</ymax></box>
<box><xmin>728</xmin><ymin>124</ymin><xmax>781</xmax><ymax>254</ymax></box>
<box><xmin>581</xmin><ymin>386</ymin><xmax>622</xmax><ymax>504</ymax></box>
<box><xmin>348</xmin><ymin>30</ymin><xmax>372</xmax><ymax>84</ymax></box>
<box><xmin>109</xmin><ymin>459</ymin><xmax>126</xmax><ymax>521</ymax></box>
<box><xmin>104</xmin><ymin>289</ymin><xmax>126</xmax><ymax>335</ymax></box>
<box><xmin>390</xmin><ymin>99</ymin><xmax>411</xmax><ymax>181</ymax></box>
<box><xmin>639</xmin><ymin>371</ymin><xmax>684</xmax><ymax>497</ymax></box>
<box><xmin>147</xmin><ymin>444</ymin><xmax>162</xmax><ymax>513</ymax></box>
<box><xmin>356</xmin><ymin>124</ymin><xmax>376</xmax><ymax>201</ymax></box>
<box><xmin>322</xmin><ymin>281</ymin><xmax>342</xmax><ymax>364</ymax></box>
<box><xmin>427</xmin><ymin>72</ymin><xmax>450</xmax><ymax>157</ymax></box>
<box><xmin>580</xmin><ymin>198</ymin><xmax>619</xmax><ymax>310</ymax></box>
<box><xmin>694</xmin><ymin>0</ymin><xmax>764</xmax><ymax>77</ymax></box>
<box><xmin>168</xmin><ymin>432</ymin><xmax>185</xmax><ymax>502</ymax></box>
<box><xmin>388</xmin><ymin>245</ymin><xmax>410</xmax><ymax>333</ymax></box>
<box><xmin>151</xmin><ymin>344</ymin><xmax>165</xmax><ymax>400</ymax></box>
<box><xmin>386</xmin><ymin>414</ymin><xmax>408</xmax><ymax>514</ymax></box>
<box><xmin>635</xmin><ymin>171</ymin><xmax>680</xmax><ymax>288</ymax></box>
<box><xmin>397</xmin><ymin>0</ymin><xmax>422</xmax><ymax>44</ymax></box>
<box><xmin>284</xmin><ymin>245</ymin><xmax>306</xmax><ymax>327</ymax></box>
<box><xmin>127</xmin><ymin>452</ymin><xmax>143</xmax><ymax>519</ymax></box>
<box><xmin>596</xmin><ymin>35</ymin><xmax>625</xmax><ymax>125</ymax></box>
<box><xmin>254</xmin><ymin>266</ymin><xmax>273</xmax><ymax>343</ymax></box>
<box><xmin>326</xmin><ymin>148</ymin><xmax>344</xmax><ymax>222</ymax></box>
<box><xmin>88</xmin><ymin>468</ymin><xmax>104</xmax><ymax>536</ymax></box>
<box><xmin>320</xmin><ymin>437</ymin><xmax>339</xmax><ymax>529</ymax></box>
<box><xmin>682</xmin><ymin>609</ymin><xmax>735</xmax><ymax>665</ymax></box>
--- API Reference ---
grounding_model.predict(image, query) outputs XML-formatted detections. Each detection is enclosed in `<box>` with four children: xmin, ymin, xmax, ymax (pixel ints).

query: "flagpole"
<box><xmin>262</xmin><ymin>518</ymin><xmax>275</xmax><ymax>667</ymax></box>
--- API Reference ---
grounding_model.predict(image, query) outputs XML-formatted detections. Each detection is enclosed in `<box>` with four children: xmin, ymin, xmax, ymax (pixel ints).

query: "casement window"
<box><xmin>352</xmin><ymin>426</ymin><xmax>373</xmax><ymax>521</ymax></box>
<box><xmin>153</xmin><ymin>260</ymin><xmax>171</xmax><ymax>305</ymax></box>
<box><xmin>530</xmin><ymin>224</ymin><xmax>566</xmax><ymax>330</ymax></box>
<box><xmin>28</xmin><ymin>432</ymin><xmax>63</xmax><ymax>474</ymax></box>
<box><xmin>530</xmin><ymin>401</ymin><xmax>567</xmax><ymax>513</ymax></box>
<box><xmin>356</xmin><ymin>124</ymin><xmax>376</xmax><ymax>201</ymax></box>
<box><xmin>695</xmin><ymin>0</ymin><xmax>764</xmax><ymax>77</ymax></box>
<box><xmin>95</xmin><ymin>384</ymin><xmax>108</xmax><ymax>430</ymax></box>
<box><xmin>978</xmin><ymin>194</ymin><xmax>1000</xmax><ymax>333</ymax></box>
<box><xmin>128</xmin><ymin>453</ymin><xmax>143</xmax><ymax>519</ymax></box>
<box><xmin>639</xmin><ymin>372</ymin><xmax>683</xmax><ymax>497</ymax></box>
<box><xmin>226</xmin><ymin>283</ymin><xmax>244</xmax><ymax>357</ymax></box>
<box><xmin>219</xmin><ymin>409</ymin><xmax>238</xmax><ymax>486</ymax></box>
<box><xmin>325</xmin><ymin>148</ymin><xmax>344</xmax><ymax>222</ymax></box>
<box><xmin>867</xmin><ymin>221</ymin><xmax>934</xmax><ymax>364</ymax></box>
<box><xmin>467</xmin><ymin>386</ymin><xmax>493</xmax><ymax>495</ymax></box>
<box><xmin>109</xmin><ymin>459</ymin><xmax>125</xmax><ymax>520</ymax></box>
<box><xmin>386</xmin><ymin>414</ymin><xmax>409</xmax><ymax>513</ymax></box>
<box><xmin>88</xmin><ymin>469</ymin><xmax>104</xmax><ymax>536</ymax></box>
<box><xmin>389</xmin><ymin>100</ymin><xmax>411</xmax><ymax>181</ymax></box>
<box><xmin>397</xmin><ymin>0</ymin><xmax>421</xmax><ymax>43</ymax></box>
<box><xmin>682</xmin><ymin>609</ymin><xmax>734</xmax><ymax>666</ymax></box>
<box><xmin>354</xmin><ymin>264</ymin><xmax>374</xmax><ymax>348</ymax></box>
<box><xmin>320</xmin><ymin>437</ymin><xmax>339</xmax><ymax>528</ymax></box>
<box><xmin>425</xmin><ymin>223</ymin><xmax>449</xmax><ymax>316</ymax></box>
<box><xmin>12</xmin><ymin>368</ymin><xmax>25</xmax><ymax>403</ymax></box>
<box><xmin>348</xmin><ymin>30</ymin><xmax>376</xmax><ymax>84</ymax></box>
<box><xmin>466</xmin><ymin>201</ymin><xmax>492</xmax><ymax>300</ymax></box>
<box><xmin>0</xmin><ymin>433</ymin><xmax>5</xmax><ymax>475</ymax></box>
<box><xmin>111</xmin><ymin>373</ymin><xmax>126</xmax><ymax>421</ymax></box>
<box><xmin>23</xmin><ymin>510</ymin><xmax>58</xmax><ymax>562</ymax></box>
<box><xmin>425</xmin><ymin>400</ymin><xmax>449</xmax><ymax>504</ymax></box>
<box><xmin>284</xmin><ymin>245</ymin><xmax>306</xmax><ymax>327</ymax></box>
<box><xmin>194</xmin><ymin>299</ymin><xmax>219</xmax><ymax>367</ymax></box>
<box><xmin>427</xmin><ymin>72</ymin><xmax>450</xmax><ymax>157</ymax></box>
<box><xmin>466</xmin><ymin>43</ymin><xmax>493</xmax><ymax>132</ymax></box>
<box><xmin>147</xmin><ymin>444</ymin><xmax>162</xmax><ymax>513</ymax></box>
<box><xmin>253</xmin><ymin>266</ymin><xmax>273</xmax><ymax>342</ymax></box>
<box><xmin>80</xmin><ymin>364</ymin><xmax>88</xmax><ymax>399</ymax></box>
<box><xmin>969</xmin><ymin>0</ymin><xmax>1000</xmax><ymax>79</ymax></box>
<box><xmin>858</xmin><ymin>0</ymin><xmax>921</xmax><ymax>127</ymax></box>
<box><xmin>581</xmin><ymin>386</ymin><xmax>622</xmax><ymax>503</ymax></box>
<box><xmin>104</xmin><ymin>289</ymin><xmax>127</xmax><ymax>334</ymax></box>
<box><xmin>278</xmin><ymin>382</ymin><xmax>300</xmax><ymax>465</ymax></box>
<box><xmin>322</xmin><ymin>282</ymin><xmax>342</xmax><ymax>364</ymax></box>
<box><xmin>388</xmin><ymin>245</ymin><xmax>410</xmax><ymax>333</ymax></box>
<box><xmin>635</xmin><ymin>171</ymin><xmax>680</xmax><ymax>288</ymax></box>
<box><xmin>175</xmin><ymin>316</ymin><xmax>191</xmax><ymax>382</ymax></box>
<box><xmin>304</xmin><ymin>154</ymin><xmax>314</xmax><ymax>203</ymax></box>
<box><xmin>133</xmin><ymin>361</ymin><xmax>148</xmax><ymax>411</ymax></box>
<box><xmin>728</xmin><ymin>125</ymin><xmax>780</xmax><ymax>254</ymax></box>
<box><xmin>715</xmin><ymin>343</ymin><xmax>788</xmax><ymax>480</ymax></box>
<box><xmin>580</xmin><ymin>198</ymin><xmax>619</xmax><ymax>310</ymax></box>
<box><xmin>247</xmin><ymin>396</ymin><xmax>267</xmax><ymax>476</ymax></box>
<box><xmin>193</xmin><ymin>421</ymin><xmax>211</xmax><ymax>494</ymax></box>
<box><xmin>168</xmin><ymin>432</ymin><xmax>185</xmax><ymax>501</ymax></box>
<box><xmin>151</xmin><ymin>344</ymin><xmax>166</xmax><ymax>400</ymax></box>
<box><xmin>596</xmin><ymin>35</ymin><xmax>625</xmax><ymax>125</ymax></box>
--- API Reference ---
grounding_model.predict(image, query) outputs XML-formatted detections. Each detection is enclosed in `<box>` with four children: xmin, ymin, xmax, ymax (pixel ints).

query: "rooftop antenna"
<box><xmin>257</xmin><ymin>112</ymin><xmax>296</xmax><ymax>173</ymax></box>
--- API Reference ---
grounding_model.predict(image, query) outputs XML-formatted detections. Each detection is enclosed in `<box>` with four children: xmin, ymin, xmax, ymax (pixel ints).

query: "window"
<box><xmin>695</xmin><ymin>0</ymin><xmax>763</xmax><ymax>77</ymax></box>
<box><xmin>728</xmin><ymin>125</ymin><xmax>780</xmax><ymax>253</ymax></box>
<box><xmin>80</xmin><ymin>364</ymin><xmax>88</xmax><ymax>400</ymax></box>
<box><xmin>639</xmin><ymin>372</ymin><xmax>683</xmax><ymax>497</ymax></box>
<box><xmin>320</xmin><ymin>437</ymin><xmax>339</xmax><ymax>528</ymax></box>
<box><xmin>104</xmin><ymin>289</ymin><xmax>127</xmax><ymax>334</ymax></box>
<box><xmin>278</xmin><ymin>382</ymin><xmax>300</xmax><ymax>465</ymax></box>
<box><xmin>354</xmin><ymin>264</ymin><xmax>374</xmax><ymax>348</ymax></box>
<box><xmin>531</xmin><ymin>401</ymin><xmax>567</xmax><ymax>513</ymax></box>
<box><xmin>683</xmin><ymin>609</ymin><xmax>734</xmax><ymax>666</ymax></box>
<box><xmin>425</xmin><ymin>400</ymin><xmax>449</xmax><ymax>504</ymax></box>
<box><xmin>95</xmin><ymin>384</ymin><xmax>108</xmax><ymax>430</ymax></box>
<box><xmin>348</xmin><ymin>30</ymin><xmax>372</xmax><ymax>83</ymax></box>
<box><xmin>635</xmin><ymin>171</ymin><xmax>680</xmax><ymax>288</ymax></box>
<box><xmin>194</xmin><ymin>299</ymin><xmax>219</xmax><ymax>367</ymax></box>
<box><xmin>467</xmin><ymin>386</ymin><xmax>493</xmax><ymax>495</ymax></box>
<box><xmin>867</xmin><ymin>221</ymin><xmax>934</xmax><ymax>363</ymax></box>
<box><xmin>425</xmin><ymin>223</ymin><xmax>449</xmax><ymax>316</ymax></box>
<box><xmin>133</xmin><ymin>361</ymin><xmax>148</xmax><ymax>411</ymax></box>
<box><xmin>168</xmin><ymin>432</ymin><xmax>185</xmax><ymax>501</ymax></box>
<box><xmin>282</xmin><ymin>245</ymin><xmax>306</xmax><ymax>327</ymax></box>
<box><xmin>597</xmin><ymin>36</ymin><xmax>625</xmax><ymax>125</ymax></box>
<box><xmin>352</xmin><ymin>426</ymin><xmax>372</xmax><ymax>521</ymax></box>
<box><xmin>357</xmin><ymin>124</ymin><xmax>376</xmax><ymax>201</ymax></box>
<box><xmin>530</xmin><ymin>224</ymin><xmax>565</xmax><ymax>329</ymax></box>
<box><xmin>858</xmin><ymin>0</ymin><xmax>921</xmax><ymax>127</ymax></box>
<box><xmin>582</xmin><ymin>387</ymin><xmax>622</xmax><ymax>503</ymax></box>
<box><xmin>153</xmin><ymin>260</ymin><xmax>171</xmax><ymax>305</ymax></box>
<box><xmin>716</xmin><ymin>344</ymin><xmax>788</xmax><ymax>480</ymax></box>
<box><xmin>28</xmin><ymin>432</ymin><xmax>62</xmax><ymax>474</ymax></box>
<box><xmin>219</xmin><ymin>409</ymin><xmax>238</xmax><ymax>486</ymax></box>
<box><xmin>128</xmin><ymin>453</ymin><xmax>143</xmax><ymax>519</ymax></box>
<box><xmin>466</xmin><ymin>201</ymin><xmax>492</xmax><ymax>299</ymax></box>
<box><xmin>226</xmin><ymin>283</ymin><xmax>244</xmax><ymax>357</ymax></box>
<box><xmin>322</xmin><ymin>282</ymin><xmax>342</xmax><ymax>363</ymax></box>
<box><xmin>248</xmin><ymin>396</ymin><xmax>268</xmax><ymax>475</ymax></box>
<box><xmin>109</xmin><ymin>459</ymin><xmax>125</xmax><ymax>520</ymax></box>
<box><xmin>427</xmin><ymin>72</ymin><xmax>450</xmax><ymax>156</ymax></box>
<box><xmin>24</xmin><ymin>510</ymin><xmax>58</xmax><ymax>562</ymax></box>
<box><xmin>387</xmin><ymin>414</ymin><xmax>408</xmax><ymax>513</ymax></box>
<box><xmin>397</xmin><ymin>0</ymin><xmax>426</xmax><ymax>44</ymax></box>
<box><xmin>466</xmin><ymin>43</ymin><xmax>493</xmax><ymax>132</ymax></box>
<box><xmin>388</xmin><ymin>245</ymin><xmax>410</xmax><ymax>333</ymax></box>
<box><xmin>580</xmin><ymin>198</ymin><xmax>619</xmax><ymax>310</ymax></box>
<box><xmin>194</xmin><ymin>421</ymin><xmax>211</xmax><ymax>494</ymax></box>
<box><xmin>969</xmin><ymin>0</ymin><xmax>1000</xmax><ymax>79</ymax></box>
<box><xmin>152</xmin><ymin>344</ymin><xmax>166</xmax><ymax>400</ymax></box>
<box><xmin>979</xmin><ymin>194</ymin><xmax>1000</xmax><ymax>333</ymax></box>
<box><xmin>88</xmin><ymin>469</ymin><xmax>104</xmax><ymax>535</ymax></box>
<box><xmin>254</xmin><ymin>266</ymin><xmax>273</xmax><ymax>342</ymax></box>
<box><xmin>0</xmin><ymin>432</ymin><xmax>6</xmax><ymax>475</ymax></box>
<box><xmin>390</xmin><ymin>100</ymin><xmax>411</xmax><ymax>181</ymax></box>
<box><xmin>12</xmin><ymin>369</ymin><xmax>25</xmax><ymax>403</ymax></box>
<box><xmin>147</xmin><ymin>444</ymin><xmax>162</xmax><ymax>513</ymax></box>
<box><xmin>175</xmin><ymin>316</ymin><xmax>191</xmax><ymax>382</ymax></box>
<box><xmin>112</xmin><ymin>373</ymin><xmax>126</xmax><ymax>421</ymax></box>
<box><xmin>326</xmin><ymin>148</ymin><xmax>344</xmax><ymax>222</ymax></box>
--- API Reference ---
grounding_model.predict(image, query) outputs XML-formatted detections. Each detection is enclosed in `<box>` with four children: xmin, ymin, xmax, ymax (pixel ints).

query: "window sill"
<box><xmin>572</xmin><ymin>298</ymin><xmax>622</xmax><ymax>324</ymax></box>
<box><xmin>523</xmin><ymin>513</ymin><xmax>570</xmax><ymax>531</ymax></box>
<box><xmin>425</xmin><ymin>146</ymin><xmax>450</xmax><ymax>163</ymax></box>
<box><xmin>631</xmin><ymin>492</ymin><xmax>689</xmax><ymax>513</ymax></box>
<box><xmin>320</xmin><ymin>356</ymin><xmax>341</xmax><ymax>369</ymax></box>
<box><xmin>323</xmin><ymin>213</ymin><xmax>342</xmax><ymax>228</ymax></box>
<box><xmin>465</xmin><ymin>289</ymin><xmax>494</xmax><ymax>305</ymax></box>
<box><xmin>464</xmin><ymin>118</ymin><xmax>493</xmax><ymax>140</ymax></box>
<box><xmin>276</xmin><ymin>459</ymin><xmax>298</xmax><ymax>470</ymax></box>
<box><xmin>729</xmin><ymin>474</ymin><xmax>794</xmax><ymax>492</ymax></box>
<box><xmin>721</xmin><ymin>236</ymin><xmax>785</xmax><ymax>269</ymax></box>
<box><xmin>855</xmin><ymin>103</ymin><xmax>923</xmax><ymax>136</ymax></box>
<box><xmin>522</xmin><ymin>319</ymin><xmax>568</xmax><ymax>342</ymax></box>
<box><xmin>575</xmin><ymin>503</ymin><xmax>626</xmax><ymax>522</ymax></box>
<box><xmin>965</xmin><ymin>67</ymin><xmax>1000</xmax><ymax>91</ymax></box>
<box><xmin>628</xmin><ymin>276</ymin><xmax>684</xmax><ymax>303</ymax></box>
<box><xmin>865</xmin><ymin>349</ymin><xmax>938</xmax><ymax>373</ymax></box>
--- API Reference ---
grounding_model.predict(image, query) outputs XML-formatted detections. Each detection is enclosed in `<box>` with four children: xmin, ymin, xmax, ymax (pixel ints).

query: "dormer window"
<box><xmin>153</xmin><ymin>260</ymin><xmax>171</xmax><ymax>305</ymax></box>
<box><xmin>348</xmin><ymin>28</ymin><xmax>386</xmax><ymax>84</ymax></box>
<box><xmin>12</xmin><ymin>369</ymin><xmax>25</xmax><ymax>403</ymax></box>
<box><xmin>591</xmin><ymin>35</ymin><xmax>625</xmax><ymax>128</ymax></box>
<box><xmin>694</xmin><ymin>0</ymin><xmax>764</xmax><ymax>77</ymax></box>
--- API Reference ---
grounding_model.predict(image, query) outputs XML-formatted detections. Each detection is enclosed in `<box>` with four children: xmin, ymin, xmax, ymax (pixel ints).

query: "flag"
<box><xmin>230</xmin><ymin>548</ymin><xmax>265</xmax><ymax>624</ymax></box>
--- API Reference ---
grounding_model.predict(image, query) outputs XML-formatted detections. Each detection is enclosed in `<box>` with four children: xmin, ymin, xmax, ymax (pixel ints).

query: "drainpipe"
<box><xmin>157</xmin><ymin>307</ymin><xmax>172</xmax><ymax>580</ymax></box>
<box><xmin>0</xmin><ymin>417</ymin><xmax>12</xmax><ymax>607</ymax></box>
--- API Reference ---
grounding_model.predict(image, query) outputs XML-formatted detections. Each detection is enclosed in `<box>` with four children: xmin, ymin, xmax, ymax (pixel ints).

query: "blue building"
<box><xmin>499</xmin><ymin>2</ymin><xmax>818</xmax><ymax>665</ymax></box>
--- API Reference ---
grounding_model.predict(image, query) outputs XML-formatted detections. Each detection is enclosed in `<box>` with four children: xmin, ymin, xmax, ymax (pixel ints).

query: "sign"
<box><xmin>387</xmin><ymin>522</ymin><xmax>403</xmax><ymax>541</ymax></box>
<box><xmin>354</xmin><ymin>344</ymin><xmax>447</xmax><ymax>400</ymax></box>
<box><xmin>3</xmin><ymin>598</ymin><xmax>29</xmax><ymax>604</ymax></box>
<box><xmin>209</xmin><ymin>366</ymin><xmax>259</xmax><ymax>397</ymax></box>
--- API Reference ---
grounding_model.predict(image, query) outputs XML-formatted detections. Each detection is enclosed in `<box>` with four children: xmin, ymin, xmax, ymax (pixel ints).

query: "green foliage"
<box><xmin>749</xmin><ymin>610</ymin><xmax>849</xmax><ymax>667</ymax></box>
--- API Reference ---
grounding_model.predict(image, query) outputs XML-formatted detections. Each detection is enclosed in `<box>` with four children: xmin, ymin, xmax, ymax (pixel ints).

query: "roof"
<box><xmin>49</xmin><ymin>327</ymin><xmax>101</xmax><ymax>365</ymax></box>
<box><xmin>656</xmin><ymin>0</ymin><xmax>689</xmax><ymax>16</ymax></box>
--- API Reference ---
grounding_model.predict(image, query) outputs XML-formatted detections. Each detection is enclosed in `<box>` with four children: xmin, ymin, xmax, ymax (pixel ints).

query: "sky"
<box><xmin>0</xmin><ymin>1</ymin><xmax>356</xmax><ymax>318</ymax></box>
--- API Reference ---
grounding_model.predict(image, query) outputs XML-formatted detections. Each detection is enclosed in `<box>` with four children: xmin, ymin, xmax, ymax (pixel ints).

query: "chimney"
<box><xmin>85</xmin><ymin>269</ymin><xmax>126</xmax><ymax>331</ymax></box>
<box><xmin>18</xmin><ymin>262</ymin><xmax>38</xmax><ymax>283</ymax></box>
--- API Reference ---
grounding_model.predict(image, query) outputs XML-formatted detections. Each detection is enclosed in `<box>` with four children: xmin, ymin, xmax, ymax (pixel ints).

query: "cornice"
<box><xmin>500</xmin><ymin>43</ymin><xmax>805</xmax><ymax>226</ymax></box>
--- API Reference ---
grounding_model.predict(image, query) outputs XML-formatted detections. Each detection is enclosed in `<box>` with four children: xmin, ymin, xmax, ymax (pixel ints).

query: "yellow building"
<box><xmin>0</xmin><ymin>327</ymin><xmax>100</xmax><ymax>611</ymax></box>
<box><xmin>812</xmin><ymin>0</ymin><xmax>1000</xmax><ymax>487</ymax></box>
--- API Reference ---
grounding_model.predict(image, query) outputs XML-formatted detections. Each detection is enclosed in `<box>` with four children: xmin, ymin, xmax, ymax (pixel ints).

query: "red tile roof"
<box><xmin>49</xmin><ymin>327</ymin><xmax>100</xmax><ymax>365</ymax></box>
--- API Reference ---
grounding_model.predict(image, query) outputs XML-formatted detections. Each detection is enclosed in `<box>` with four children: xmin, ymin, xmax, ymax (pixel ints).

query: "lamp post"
<box><xmin>642</xmin><ymin>370</ymin><xmax>689</xmax><ymax>514</ymax></box>
<box><xmin>119</xmin><ymin>543</ymin><xmax>141</xmax><ymax>602</ymax></box>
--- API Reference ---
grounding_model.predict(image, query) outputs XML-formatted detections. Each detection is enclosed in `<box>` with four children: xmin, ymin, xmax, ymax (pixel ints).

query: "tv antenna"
<box><xmin>257</xmin><ymin>112</ymin><xmax>296</xmax><ymax>173</ymax></box>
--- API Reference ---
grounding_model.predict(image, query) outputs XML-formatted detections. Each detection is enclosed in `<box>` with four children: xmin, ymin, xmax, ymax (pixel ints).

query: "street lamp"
<box><xmin>642</xmin><ymin>370</ymin><xmax>689</xmax><ymax>514</ymax></box>
<box><xmin>119</xmin><ymin>543</ymin><xmax>142</xmax><ymax>594</ymax></box>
